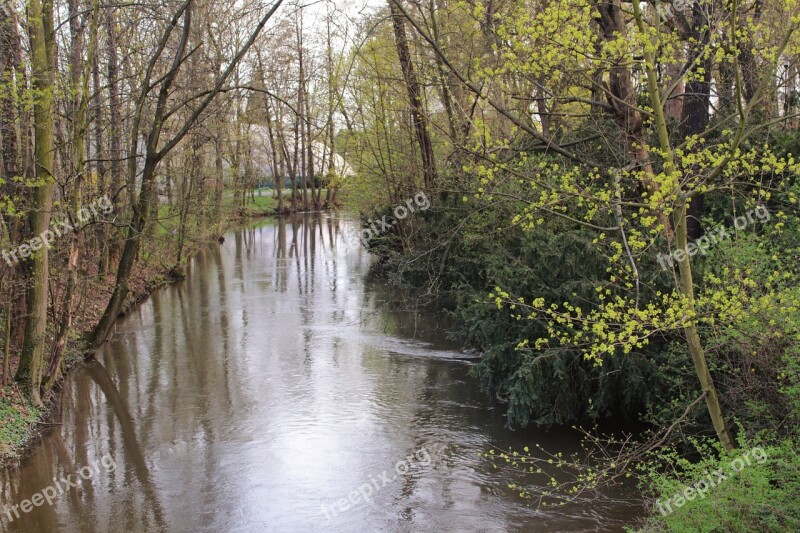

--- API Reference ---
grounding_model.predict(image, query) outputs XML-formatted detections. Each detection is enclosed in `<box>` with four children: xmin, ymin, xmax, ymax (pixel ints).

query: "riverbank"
<box><xmin>0</xmin><ymin>201</ymin><xmax>277</xmax><ymax>466</ymax></box>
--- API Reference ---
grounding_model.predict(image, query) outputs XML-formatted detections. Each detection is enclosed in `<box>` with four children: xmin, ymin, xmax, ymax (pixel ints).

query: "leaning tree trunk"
<box><xmin>91</xmin><ymin>2</ymin><xmax>194</xmax><ymax>350</ymax></box>
<box><xmin>628</xmin><ymin>0</ymin><xmax>735</xmax><ymax>450</ymax></box>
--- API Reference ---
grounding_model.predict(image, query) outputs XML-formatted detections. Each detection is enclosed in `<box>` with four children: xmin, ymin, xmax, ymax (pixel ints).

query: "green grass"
<box><xmin>0</xmin><ymin>388</ymin><xmax>40</xmax><ymax>461</ymax></box>
<box><xmin>148</xmin><ymin>188</ymin><xmax>329</xmax><ymax>241</ymax></box>
<box><xmin>151</xmin><ymin>194</ymin><xmax>279</xmax><ymax>238</ymax></box>
<box><xmin>232</xmin><ymin>193</ymin><xmax>279</xmax><ymax>212</ymax></box>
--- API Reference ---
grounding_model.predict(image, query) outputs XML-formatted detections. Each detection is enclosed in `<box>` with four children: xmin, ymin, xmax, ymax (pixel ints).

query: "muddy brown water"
<box><xmin>1</xmin><ymin>215</ymin><xmax>642</xmax><ymax>532</ymax></box>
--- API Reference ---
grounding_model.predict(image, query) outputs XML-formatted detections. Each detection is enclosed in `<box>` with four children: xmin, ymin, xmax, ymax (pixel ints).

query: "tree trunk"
<box><xmin>93</xmin><ymin>32</ymin><xmax>109</xmax><ymax>276</ymax></box>
<box><xmin>0</xmin><ymin>0</ymin><xmax>24</xmax><ymax>269</ymax></box>
<box><xmin>679</xmin><ymin>1</ymin><xmax>712</xmax><ymax>240</ymax></box>
<box><xmin>629</xmin><ymin>0</ymin><xmax>735</xmax><ymax>450</ymax></box>
<box><xmin>296</xmin><ymin>15</ymin><xmax>309</xmax><ymax>211</ymax></box>
<box><xmin>263</xmin><ymin>97</ymin><xmax>283</xmax><ymax>213</ymax></box>
<box><xmin>324</xmin><ymin>8</ymin><xmax>336</xmax><ymax>209</ymax></box>
<box><xmin>106</xmin><ymin>6</ymin><xmax>123</xmax><ymax>267</ymax></box>
<box><xmin>47</xmin><ymin>0</ymin><xmax>102</xmax><ymax>394</ymax></box>
<box><xmin>2</xmin><ymin>281</ymin><xmax>12</xmax><ymax>386</ymax></box>
<box><xmin>16</xmin><ymin>0</ymin><xmax>56</xmax><ymax>406</ymax></box>
<box><xmin>389</xmin><ymin>0</ymin><xmax>437</xmax><ymax>189</ymax></box>
<box><xmin>0</xmin><ymin>0</ymin><xmax>21</xmax><ymax>185</ymax></box>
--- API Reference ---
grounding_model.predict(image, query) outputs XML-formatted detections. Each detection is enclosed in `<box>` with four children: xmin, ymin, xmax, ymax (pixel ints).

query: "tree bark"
<box><xmin>106</xmin><ymin>7</ymin><xmax>122</xmax><ymax>267</ymax></box>
<box><xmin>0</xmin><ymin>0</ymin><xmax>21</xmax><ymax>184</ymax></box>
<box><xmin>629</xmin><ymin>0</ymin><xmax>735</xmax><ymax>450</ymax></box>
<box><xmin>678</xmin><ymin>1</ymin><xmax>712</xmax><ymax>240</ymax></box>
<box><xmin>16</xmin><ymin>0</ymin><xmax>56</xmax><ymax>406</ymax></box>
<box><xmin>389</xmin><ymin>0</ymin><xmax>437</xmax><ymax>189</ymax></box>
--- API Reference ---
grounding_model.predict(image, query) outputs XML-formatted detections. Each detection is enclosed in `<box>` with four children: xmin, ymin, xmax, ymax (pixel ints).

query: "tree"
<box><xmin>90</xmin><ymin>0</ymin><xmax>285</xmax><ymax>349</ymax></box>
<box><xmin>16</xmin><ymin>0</ymin><xmax>57</xmax><ymax>406</ymax></box>
<box><xmin>388</xmin><ymin>0</ymin><xmax>437</xmax><ymax>190</ymax></box>
<box><xmin>365</xmin><ymin>0</ymin><xmax>799</xmax><ymax>450</ymax></box>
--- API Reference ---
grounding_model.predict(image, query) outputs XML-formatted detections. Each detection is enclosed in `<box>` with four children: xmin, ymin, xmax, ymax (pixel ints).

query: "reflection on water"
<box><xmin>1</xmin><ymin>214</ymin><xmax>641</xmax><ymax>532</ymax></box>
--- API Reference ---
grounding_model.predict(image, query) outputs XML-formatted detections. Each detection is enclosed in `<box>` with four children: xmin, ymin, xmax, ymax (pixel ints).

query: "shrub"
<box><xmin>634</xmin><ymin>436</ymin><xmax>800</xmax><ymax>532</ymax></box>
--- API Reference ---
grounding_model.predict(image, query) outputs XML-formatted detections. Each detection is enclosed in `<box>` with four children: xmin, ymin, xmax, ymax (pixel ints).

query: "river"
<box><xmin>1</xmin><ymin>215</ymin><xmax>641</xmax><ymax>532</ymax></box>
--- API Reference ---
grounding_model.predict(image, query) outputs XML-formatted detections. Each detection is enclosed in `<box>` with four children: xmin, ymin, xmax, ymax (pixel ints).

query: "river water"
<box><xmin>1</xmin><ymin>215</ymin><xmax>641</xmax><ymax>532</ymax></box>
